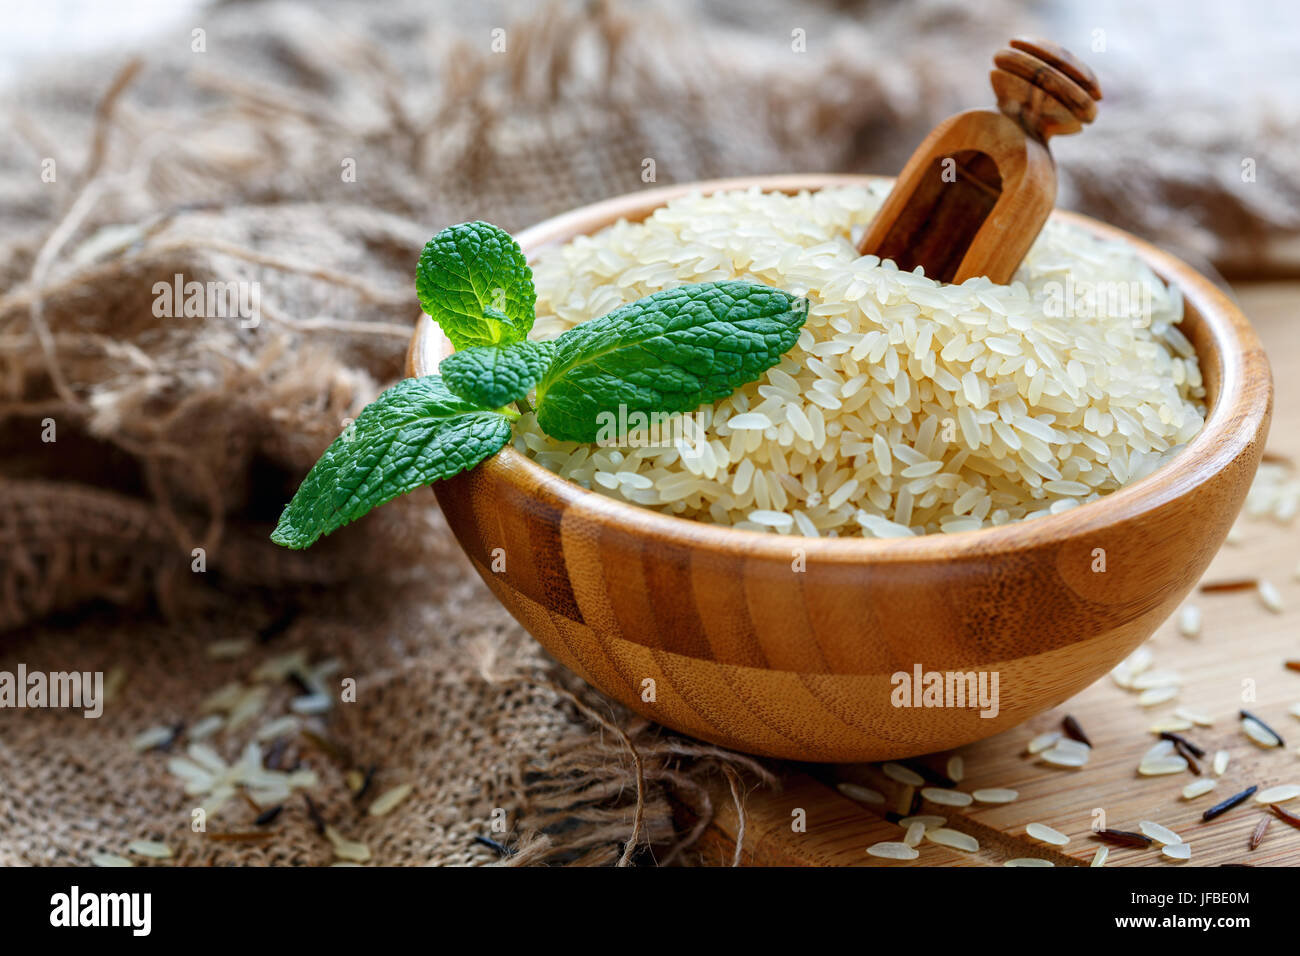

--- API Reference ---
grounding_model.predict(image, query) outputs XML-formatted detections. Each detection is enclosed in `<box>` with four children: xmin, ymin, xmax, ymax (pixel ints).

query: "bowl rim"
<box><xmin>408</xmin><ymin>173</ymin><xmax>1272</xmax><ymax>561</ymax></box>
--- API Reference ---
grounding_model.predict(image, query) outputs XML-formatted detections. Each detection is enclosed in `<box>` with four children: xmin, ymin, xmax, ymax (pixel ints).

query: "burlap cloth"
<box><xmin>2</xmin><ymin>0</ymin><xmax>1297</xmax><ymax>866</ymax></box>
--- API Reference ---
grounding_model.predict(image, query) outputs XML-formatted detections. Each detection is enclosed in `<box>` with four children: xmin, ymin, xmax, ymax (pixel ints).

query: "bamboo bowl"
<box><xmin>406</xmin><ymin>174</ymin><xmax>1272</xmax><ymax>763</ymax></box>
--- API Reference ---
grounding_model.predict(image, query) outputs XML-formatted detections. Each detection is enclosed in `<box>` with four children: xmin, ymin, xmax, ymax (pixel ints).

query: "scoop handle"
<box><xmin>856</xmin><ymin>39</ymin><xmax>1101</xmax><ymax>285</ymax></box>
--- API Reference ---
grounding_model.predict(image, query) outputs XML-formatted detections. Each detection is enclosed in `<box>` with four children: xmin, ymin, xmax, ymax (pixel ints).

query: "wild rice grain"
<box><xmin>1095</xmin><ymin>828</ymin><xmax>1151</xmax><ymax>848</ymax></box>
<box><xmin>1250</xmin><ymin>816</ymin><xmax>1271</xmax><ymax>850</ymax></box>
<box><xmin>1271</xmin><ymin>803</ymin><xmax>1300</xmax><ymax>831</ymax></box>
<box><xmin>1203</xmin><ymin>785</ymin><xmax>1258</xmax><ymax>821</ymax></box>
<box><xmin>1063</xmin><ymin>715</ymin><xmax>1093</xmax><ymax>747</ymax></box>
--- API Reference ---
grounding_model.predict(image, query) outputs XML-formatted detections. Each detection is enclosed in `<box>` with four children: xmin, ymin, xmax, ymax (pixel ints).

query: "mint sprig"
<box><xmin>271</xmin><ymin>376</ymin><xmax>512</xmax><ymax>549</ymax></box>
<box><xmin>272</xmin><ymin>221</ymin><xmax>811</xmax><ymax>549</ymax></box>
<box><xmin>534</xmin><ymin>282</ymin><xmax>808</xmax><ymax>443</ymax></box>
<box><xmin>415</xmin><ymin>221</ymin><xmax>536</xmax><ymax>350</ymax></box>
<box><xmin>440</xmin><ymin>339</ymin><xmax>554</xmax><ymax>409</ymax></box>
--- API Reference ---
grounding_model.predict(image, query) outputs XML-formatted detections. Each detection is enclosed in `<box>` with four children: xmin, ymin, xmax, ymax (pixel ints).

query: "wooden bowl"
<box><xmin>406</xmin><ymin>174</ymin><xmax>1272</xmax><ymax>763</ymax></box>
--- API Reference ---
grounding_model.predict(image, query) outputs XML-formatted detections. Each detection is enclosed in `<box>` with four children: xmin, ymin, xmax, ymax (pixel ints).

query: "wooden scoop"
<box><xmin>856</xmin><ymin>38</ymin><xmax>1102</xmax><ymax>284</ymax></box>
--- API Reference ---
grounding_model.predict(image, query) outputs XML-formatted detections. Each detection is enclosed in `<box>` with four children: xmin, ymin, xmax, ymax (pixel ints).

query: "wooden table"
<box><xmin>697</xmin><ymin>281</ymin><xmax>1300</xmax><ymax>867</ymax></box>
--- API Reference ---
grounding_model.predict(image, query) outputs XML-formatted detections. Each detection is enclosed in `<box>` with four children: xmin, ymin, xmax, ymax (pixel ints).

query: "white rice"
<box><xmin>836</xmin><ymin>782</ymin><xmax>885</xmax><ymax>805</ymax></box>
<box><xmin>921</xmin><ymin>787</ymin><xmax>973</xmax><ymax>807</ymax></box>
<box><xmin>1139</xmin><ymin>820</ymin><xmax>1183</xmax><ymax>845</ymax></box>
<box><xmin>518</xmin><ymin>185</ymin><xmax>1205</xmax><ymax>537</ymax></box>
<box><xmin>898</xmin><ymin>814</ymin><xmax>947</xmax><ymax>830</ymax></box>
<box><xmin>972</xmin><ymin>788</ymin><xmax>1019</xmax><ymax>804</ymax></box>
<box><xmin>1025</xmin><ymin>822</ymin><xmax>1070</xmax><ymax>845</ymax></box>
<box><xmin>126</xmin><ymin>839</ymin><xmax>174</xmax><ymax>859</ymax></box>
<box><xmin>1138</xmin><ymin>755</ymin><xmax>1189</xmax><ymax>776</ymax></box>
<box><xmin>867</xmin><ymin>840</ymin><xmax>919</xmax><ymax>860</ymax></box>
<box><xmin>881</xmin><ymin>762</ymin><xmax>926</xmax><ymax>787</ymax></box>
<box><xmin>926</xmin><ymin>828</ymin><xmax>980</xmax><ymax>852</ymax></box>
<box><xmin>1213</xmin><ymin>749</ymin><xmax>1231</xmax><ymax>775</ymax></box>
<box><xmin>903</xmin><ymin>821</ymin><xmax>927</xmax><ymax>847</ymax></box>
<box><xmin>1258</xmin><ymin>579</ymin><xmax>1284</xmax><ymax>614</ymax></box>
<box><xmin>946</xmin><ymin>755</ymin><xmax>964</xmax><ymax>783</ymax></box>
<box><xmin>1255</xmin><ymin>784</ymin><xmax>1300</xmax><ymax>804</ymax></box>
<box><xmin>368</xmin><ymin>783</ymin><xmax>415</xmax><ymax>817</ymax></box>
<box><xmin>1026</xmin><ymin>731</ymin><xmax>1062</xmax><ymax>754</ymax></box>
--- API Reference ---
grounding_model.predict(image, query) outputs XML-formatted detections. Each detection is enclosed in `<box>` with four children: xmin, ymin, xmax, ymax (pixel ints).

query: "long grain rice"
<box><xmin>867</xmin><ymin>841</ymin><xmax>919</xmax><ymax>860</ymax></box>
<box><xmin>1025</xmin><ymin>822</ymin><xmax>1069</xmax><ymax>845</ymax></box>
<box><xmin>926</xmin><ymin>828</ymin><xmax>979</xmax><ymax>852</ymax></box>
<box><xmin>921</xmin><ymin>787</ymin><xmax>973</xmax><ymax>807</ymax></box>
<box><xmin>1255</xmin><ymin>784</ymin><xmax>1300</xmax><ymax>804</ymax></box>
<box><xmin>972</xmin><ymin>788</ymin><xmax>1019</xmax><ymax>804</ymax></box>
<box><xmin>518</xmin><ymin>187</ymin><xmax>1204</xmax><ymax>537</ymax></box>
<box><xmin>1139</xmin><ymin>820</ymin><xmax>1182</xmax><ymax>845</ymax></box>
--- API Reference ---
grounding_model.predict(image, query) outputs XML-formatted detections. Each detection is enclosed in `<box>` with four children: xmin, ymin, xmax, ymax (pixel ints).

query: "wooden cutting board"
<box><xmin>693</xmin><ymin>281</ymin><xmax>1300</xmax><ymax>867</ymax></box>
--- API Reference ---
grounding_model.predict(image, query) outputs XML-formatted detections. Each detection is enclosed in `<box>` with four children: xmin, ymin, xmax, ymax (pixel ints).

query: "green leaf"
<box><xmin>271</xmin><ymin>375</ymin><xmax>511</xmax><ymax>549</ymax></box>
<box><xmin>415</xmin><ymin>221</ymin><xmax>536</xmax><ymax>351</ymax></box>
<box><xmin>440</xmin><ymin>340</ymin><xmax>554</xmax><ymax>409</ymax></box>
<box><xmin>534</xmin><ymin>281</ymin><xmax>808</xmax><ymax>443</ymax></box>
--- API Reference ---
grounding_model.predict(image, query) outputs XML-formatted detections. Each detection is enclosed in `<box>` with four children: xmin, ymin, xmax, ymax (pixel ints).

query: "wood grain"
<box><xmin>857</xmin><ymin>38</ymin><xmax>1102</xmax><ymax>283</ymax></box>
<box><xmin>407</xmin><ymin>174</ymin><xmax>1272</xmax><ymax>764</ymax></box>
<box><xmin>699</xmin><ymin>282</ymin><xmax>1300</xmax><ymax>867</ymax></box>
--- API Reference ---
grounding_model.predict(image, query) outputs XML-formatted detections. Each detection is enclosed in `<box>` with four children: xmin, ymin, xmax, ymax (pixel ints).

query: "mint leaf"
<box><xmin>271</xmin><ymin>375</ymin><xmax>511</xmax><ymax>549</ymax></box>
<box><xmin>534</xmin><ymin>281</ymin><xmax>807</xmax><ymax>443</ymax></box>
<box><xmin>440</xmin><ymin>340</ymin><xmax>554</xmax><ymax>409</ymax></box>
<box><xmin>415</xmin><ymin>221</ymin><xmax>536</xmax><ymax>351</ymax></box>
